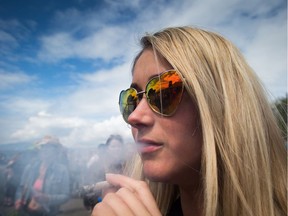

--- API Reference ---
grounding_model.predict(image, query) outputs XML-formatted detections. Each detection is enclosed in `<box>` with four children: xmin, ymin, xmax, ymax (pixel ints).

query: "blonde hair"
<box><xmin>124</xmin><ymin>26</ymin><xmax>287</xmax><ymax>216</ymax></box>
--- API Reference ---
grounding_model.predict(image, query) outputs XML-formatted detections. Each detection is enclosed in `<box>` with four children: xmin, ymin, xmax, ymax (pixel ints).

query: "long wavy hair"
<box><xmin>124</xmin><ymin>26</ymin><xmax>287</xmax><ymax>216</ymax></box>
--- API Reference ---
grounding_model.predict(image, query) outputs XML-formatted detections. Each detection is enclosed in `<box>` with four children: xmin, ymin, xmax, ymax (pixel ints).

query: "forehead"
<box><xmin>133</xmin><ymin>49</ymin><xmax>171</xmax><ymax>85</ymax></box>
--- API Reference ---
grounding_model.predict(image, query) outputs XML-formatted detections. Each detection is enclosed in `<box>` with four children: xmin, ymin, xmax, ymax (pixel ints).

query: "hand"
<box><xmin>14</xmin><ymin>199</ymin><xmax>24</xmax><ymax>210</ymax></box>
<box><xmin>91</xmin><ymin>174</ymin><xmax>162</xmax><ymax>216</ymax></box>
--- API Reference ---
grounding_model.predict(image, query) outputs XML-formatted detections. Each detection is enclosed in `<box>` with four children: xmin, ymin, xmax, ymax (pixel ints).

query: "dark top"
<box><xmin>167</xmin><ymin>197</ymin><xmax>183</xmax><ymax>216</ymax></box>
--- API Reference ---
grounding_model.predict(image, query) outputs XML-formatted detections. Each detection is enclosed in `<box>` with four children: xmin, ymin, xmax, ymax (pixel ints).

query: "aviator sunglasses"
<box><xmin>119</xmin><ymin>69</ymin><xmax>184</xmax><ymax>123</ymax></box>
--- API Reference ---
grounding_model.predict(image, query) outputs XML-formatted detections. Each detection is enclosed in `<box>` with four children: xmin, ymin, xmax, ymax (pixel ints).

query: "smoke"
<box><xmin>0</xmin><ymin>133</ymin><xmax>137</xmax><ymax>214</ymax></box>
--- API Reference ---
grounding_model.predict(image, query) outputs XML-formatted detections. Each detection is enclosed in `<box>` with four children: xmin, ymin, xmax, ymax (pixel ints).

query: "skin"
<box><xmin>92</xmin><ymin>49</ymin><xmax>203</xmax><ymax>216</ymax></box>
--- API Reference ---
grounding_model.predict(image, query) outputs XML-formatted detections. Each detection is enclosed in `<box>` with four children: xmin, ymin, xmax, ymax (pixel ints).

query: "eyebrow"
<box><xmin>129</xmin><ymin>73</ymin><xmax>161</xmax><ymax>90</ymax></box>
<box><xmin>130</xmin><ymin>83</ymin><xmax>139</xmax><ymax>89</ymax></box>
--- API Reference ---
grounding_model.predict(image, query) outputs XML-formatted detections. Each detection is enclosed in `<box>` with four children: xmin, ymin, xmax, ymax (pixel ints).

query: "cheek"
<box><xmin>164</xmin><ymin>122</ymin><xmax>202</xmax><ymax>180</ymax></box>
<box><xmin>167</xmin><ymin>97</ymin><xmax>202</xmax><ymax>163</ymax></box>
<box><xmin>167</xmin><ymin>116</ymin><xmax>201</xmax><ymax>153</ymax></box>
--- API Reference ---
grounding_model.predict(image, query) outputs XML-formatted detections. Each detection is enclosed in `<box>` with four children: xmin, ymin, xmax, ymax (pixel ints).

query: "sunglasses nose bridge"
<box><xmin>137</xmin><ymin>90</ymin><xmax>146</xmax><ymax>100</ymax></box>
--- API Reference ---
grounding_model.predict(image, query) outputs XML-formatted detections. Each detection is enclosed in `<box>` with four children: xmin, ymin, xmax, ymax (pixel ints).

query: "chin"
<box><xmin>142</xmin><ymin>163</ymin><xmax>172</xmax><ymax>182</ymax></box>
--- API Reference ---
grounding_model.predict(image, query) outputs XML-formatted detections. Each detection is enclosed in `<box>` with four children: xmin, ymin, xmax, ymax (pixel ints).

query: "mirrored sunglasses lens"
<box><xmin>119</xmin><ymin>88</ymin><xmax>138</xmax><ymax>122</ymax></box>
<box><xmin>147</xmin><ymin>70</ymin><xmax>183</xmax><ymax>115</ymax></box>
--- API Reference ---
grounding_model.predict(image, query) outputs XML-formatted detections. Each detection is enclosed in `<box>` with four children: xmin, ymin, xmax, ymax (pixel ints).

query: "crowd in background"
<box><xmin>0</xmin><ymin>134</ymin><xmax>132</xmax><ymax>216</ymax></box>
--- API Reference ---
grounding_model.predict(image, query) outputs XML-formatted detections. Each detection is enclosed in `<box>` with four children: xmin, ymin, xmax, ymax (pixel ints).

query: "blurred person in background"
<box><xmin>14</xmin><ymin>135</ymin><xmax>70</xmax><ymax>216</ymax></box>
<box><xmin>104</xmin><ymin>134</ymin><xmax>126</xmax><ymax>174</ymax></box>
<box><xmin>82</xmin><ymin>144</ymin><xmax>107</xmax><ymax>211</ymax></box>
<box><xmin>81</xmin><ymin>134</ymin><xmax>127</xmax><ymax>211</ymax></box>
<box><xmin>85</xmin><ymin>144</ymin><xmax>107</xmax><ymax>186</ymax></box>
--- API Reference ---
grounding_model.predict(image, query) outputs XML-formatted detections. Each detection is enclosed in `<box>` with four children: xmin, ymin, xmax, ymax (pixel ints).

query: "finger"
<box><xmin>92</xmin><ymin>201</ymin><xmax>117</xmax><ymax>216</ymax></box>
<box><xmin>100</xmin><ymin>192</ymin><xmax>135</xmax><ymax>216</ymax></box>
<box><xmin>106</xmin><ymin>174</ymin><xmax>161</xmax><ymax>216</ymax></box>
<box><xmin>115</xmin><ymin>187</ymin><xmax>153</xmax><ymax>216</ymax></box>
<box><xmin>102</xmin><ymin>186</ymin><xmax>118</xmax><ymax>198</ymax></box>
<box><xmin>106</xmin><ymin>173</ymin><xmax>149</xmax><ymax>194</ymax></box>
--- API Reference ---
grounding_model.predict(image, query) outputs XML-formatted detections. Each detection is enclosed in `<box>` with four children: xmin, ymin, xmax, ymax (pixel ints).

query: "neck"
<box><xmin>179</xmin><ymin>184</ymin><xmax>203</xmax><ymax>216</ymax></box>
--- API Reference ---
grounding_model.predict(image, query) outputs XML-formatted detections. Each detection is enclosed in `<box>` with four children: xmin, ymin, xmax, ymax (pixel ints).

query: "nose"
<box><xmin>127</xmin><ymin>96</ymin><xmax>153</xmax><ymax>127</ymax></box>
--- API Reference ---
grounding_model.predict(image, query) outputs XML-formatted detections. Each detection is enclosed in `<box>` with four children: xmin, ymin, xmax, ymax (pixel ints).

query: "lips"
<box><xmin>136</xmin><ymin>139</ymin><xmax>163</xmax><ymax>154</ymax></box>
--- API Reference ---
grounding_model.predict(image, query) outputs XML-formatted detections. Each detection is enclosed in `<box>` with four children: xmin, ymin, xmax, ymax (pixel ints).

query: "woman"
<box><xmin>92</xmin><ymin>26</ymin><xmax>287</xmax><ymax>216</ymax></box>
<box><xmin>14</xmin><ymin>136</ymin><xmax>70</xmax><ymax>216</ymax></box>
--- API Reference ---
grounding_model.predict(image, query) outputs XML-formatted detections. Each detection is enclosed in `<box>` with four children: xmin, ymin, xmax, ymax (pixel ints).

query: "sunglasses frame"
<box><xmin>119</xmin><ymin>69</ymin><xmax>184</xmax><ymax>123</ymax></box>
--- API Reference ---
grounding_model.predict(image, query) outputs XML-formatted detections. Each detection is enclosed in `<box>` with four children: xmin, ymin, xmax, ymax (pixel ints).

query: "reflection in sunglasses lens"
<box><xmin>147</xmin><ymin>71</ymin><xmax>183</xmax><ymax>115</ymax></box>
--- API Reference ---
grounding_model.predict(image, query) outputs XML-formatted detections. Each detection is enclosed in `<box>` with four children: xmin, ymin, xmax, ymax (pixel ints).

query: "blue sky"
<box><xmin>0</xmin><ymin>0</ymin><xmax>287</xmax><ymax>147</ymax></box>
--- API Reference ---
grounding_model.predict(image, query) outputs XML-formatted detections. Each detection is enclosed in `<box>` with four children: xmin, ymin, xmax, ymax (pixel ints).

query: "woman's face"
<box><xmin>128</xmin><ymin>49</ymin><xmax>202</xmax><ymax>186</ymax></box>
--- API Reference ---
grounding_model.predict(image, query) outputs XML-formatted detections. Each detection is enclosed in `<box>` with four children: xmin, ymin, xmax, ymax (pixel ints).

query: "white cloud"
<box><xmin>0</xmin><ymin>30</ymin><xmax>17</xmax><ymax>44</ymax></box>
<box><xmin>45</xmin><ymin>63</ymin><xmax>132</xmax><ymax>119</ymax></box>
<box><xmin>0</xmin><ymin>71</ymin><xmax>35</xmax><ymax>89</ymax></box>
<box><xmin>1</xmin><ymin>97</ymin><xmax>50</xmax><ymax>115</ymax></box>
<box><xmin>38</xmin><ymin>33</ymin><xmax>73</xmax><ymax>62</ymax></box>
<box><xmin>38</xmin><ymin>26</ymin><xmax>135</xmax><ymax>62</ymax></box>
<box><xmin>61</xmin><ymin>115</ymin><xmax>133</xmax><ymax>147</ymax></box>
<box><xmin>10</xmin><ymin>111</ymin><xmax>133</xmax><ymax>147</ymax></box>
<box><xmin>0</xmin><ymin>18</ymin><xmax>36</xmax><ymax>58</ymax></box>
<box><xmin>244</xmin><ymin>18</ymin><xmax>287</xmax><ymax>99</ymax></box>
<box><xmin>10</xmin><ymin>111</ymin><xmax>88</xmax><ymax>141</ymax></box>
<box><xmin>104</xmin><ymin>0</ymin><xmax>142</xmax><ymax>9</ymax></box>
